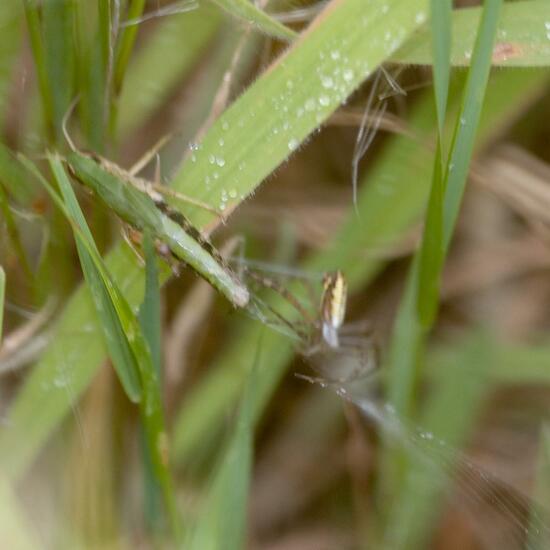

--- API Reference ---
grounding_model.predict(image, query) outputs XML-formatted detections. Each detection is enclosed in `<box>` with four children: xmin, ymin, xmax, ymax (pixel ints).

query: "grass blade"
<box><xmin>430</xmin><ymin>0</ymin><xmax>451</xmax><ymax>133</ymax></box>
<box><xmin>393</xmin><ymin>0</ymin><xmax>550</xmax><ymax>67</ymax></box>
<box><xmin>21</xmin><ymin>0</ymin><xmax>55</xmax><ymax>141</ymax></box>
<box><xmin>0</xmin><ymin>2</ymin><xmax>23</xmax><ymax>132</ymax></box>
<box><xmin>209</xmin><ymin>0</ymin><xmax>296</xmax><ymax>42</ymax></box>
<box><xmin>42</xmin><ymin>0</ymin><xmax>75</xmax><ymax>143</ymax></box>
<box><xmin>39</xmin><ymin>157</ymin><xmax>143</xmax><ymax>402</ymax></box>
<box><xmin>116</xmin><ymin>5</ymin><xmax>221</xmax><ymax>139</ymax></box>
<box><xmin>46</xmin><ymin>156</ymin><xmax>181</xmax><ymax>535</ymax></box>
<box><xmin>112</xmin><ymin>0</ymin><xmax>146</xmax><ymax>97</ymax></box>
<box><xmin>416</xmin><ymin>0</ymin><xmax>451</xmax><ymax>327</ymax></box>
<box><xmin>383</xmin><ymin>2</ymin><xmax>503</xmax><ymax>546</ymax></box>
<box><xmin>186</xmin><ymin>347</ymin><xmax>256</xmax><ymax>550</ymax></box>
<box><xmin>139</xmin><ymin>231</ymin><xmax>162</xmax><ymax>374</ymax></box>
<box><xmin>172</xmin><ymin>0</ymin><xmax>430</xmax><ymax>229</ymax></box>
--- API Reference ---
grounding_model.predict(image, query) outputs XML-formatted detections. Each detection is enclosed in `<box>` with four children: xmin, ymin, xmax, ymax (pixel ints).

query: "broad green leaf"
<box><xmin>393</xmin><ymin>0</ymin><xmax>550</xmax><ymax>67</ymax></box>
<box><xmin>209</xmin><ymin>0</ymin><xmax>296</xmax><ymax>42</ymax></box>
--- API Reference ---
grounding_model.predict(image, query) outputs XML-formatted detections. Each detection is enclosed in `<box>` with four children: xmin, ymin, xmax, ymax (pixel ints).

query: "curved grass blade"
<box><xmin>209</xmin><ymin>0</ymin><xmax>296</xmax><ymax>42</ymax></box>
<box><xmin>392</xmin><ymin>0</ymin><xmax>550</xmax><ymax>67</ymax></box>
<box><xmin>31</xmin><ymin>156</ymin><xmax>142</xmax><ymax>403</ymax></box>
<box><xmin>67</xmin><ymin>152</ymin><xmax>249</xmax><ymax>308</ymax></box>
<box><xmin>46</xmin><ymin>156</ymin><xmax>181</xmax><ymax>536</ymax></box>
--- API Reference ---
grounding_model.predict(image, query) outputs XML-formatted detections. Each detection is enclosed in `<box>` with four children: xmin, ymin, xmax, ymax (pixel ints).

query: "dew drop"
<box><xmin>305</xmin><ymin>98</ymin><xmax>316</xmax><ymax>111</ymax></box>
<box><xmin>216</xmin><ymin>157</ymin><xmax>225</xmax><ymax>167</ymax></box>
<box><xmin>288</xmin><ymin>138</ymin><xmax>299</xmax><ymax>151</ymax></box>
<box><xmin>343</xmin><ymin>69</ymin><xmax>354</xmax><ymax>82</ymax></box>
<box><xmin>415</xmin><ymin>11</ymin><xmax>426</xmax><ymax>24</ymax></box>
<box><xmin>321</xmin><ymin>75</ymin><xmax>334</xmax><ymax>89</ymax></box>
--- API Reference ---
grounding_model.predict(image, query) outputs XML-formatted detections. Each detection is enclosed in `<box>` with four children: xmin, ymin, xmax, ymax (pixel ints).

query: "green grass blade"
<box><xmin>430</xmin><ymin>0</ymin><xmax>451</xmax><ymax>133</ymax></box>
<box><xmin>382</xmin><ymin>333</ymin><xmax>492</xmax><ymax>550</ymax></box>
<box><xmin>416</xmin><ymin>0</ymin><xmax>451</xmax><ymax>327</ymax></box>
<box><xmin>112</xmin><ymin>0</ymin><xmax>145</xmax><ymax>98</ymax></box>
<box><xmin>209</xmin><ymin>0</ymin><xmax>296</xmax><ymax>42</ymax></box>
<box><xmin>138</xmin><ymin>231</ymin><xmax>162</xmax><ymax>375</ymax></box>
<box><xmin>74</xmin><ymin>1</ymin><xmax>109</xmax><ymax>150</ymax></box>
<box><xmin>172</xmin><ymin>0</ymin><xmax>429</xmax><ymax>228</ymax></box>
<box><xmin>0</xmin><ymin>2</ymin><xmax>23</xmax><ymax>132</ymax></box>
<box><xmin>442</xmin><ymin>2</ymin><xmax>502</xmax><ymax>247</ymax></box>
<box><xmin>383</xmin><ymin>2</ymin><xmax>503</xmax><ymax>545</ymax></box>
<box><xmin>393</xmin><ymin>0</ymin><xmax>550</xmax><ymax>67</ymax></box>
<box><xmin>42</xmin><ymin>0</ymin><xmax>75</xmax><ymax>143</ymax></box>
<box><xmin>392</xmin><ymin>0</ymin><xmax>502</xmax><ymax>407</ymax></box>
<box><xmin>47</xmin><ymin>156</ymin><xmax>180</xmax><ymax>535</ymax></box>
<box><xmin>21</xmin><ymin>0</ymin><xmax>55</xmax><ymax>141</ymax></box>
<box><xmin>138</xmin><ymin>230</ymin><xmax>163</xmax><ymax>532</ymax></box>
<box><xmin>67</xmin><ymin>152</ymin><xmax>249</xmax><ymax>308</ymax></box>
<box><xmin>186</xmin><ymin>349</ymin><xmax>256</xmax><ymax>550</ymax></box>
<box><xmin>0</xmin><ymin>181</ymin><xmax>33</xmax><ymax>282</ymax></box>
<box><xmin>416</xmin><ymin>142</ymin><xmax>444</xmax><ymax>327</ymax></box>
<box><xmin>40</xmin><ymin>157</ymin><xmax>143</xmax><ymax>402</ymax></box>
<box><xmin>0</xmin><ymin>142</ymin><xmax>37</xmax><ymax>204</ymax></box>
<box><xmin>116</xmin><ymin>5</ymin><xmax>221</xmax><ymax>139</ymax></box>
